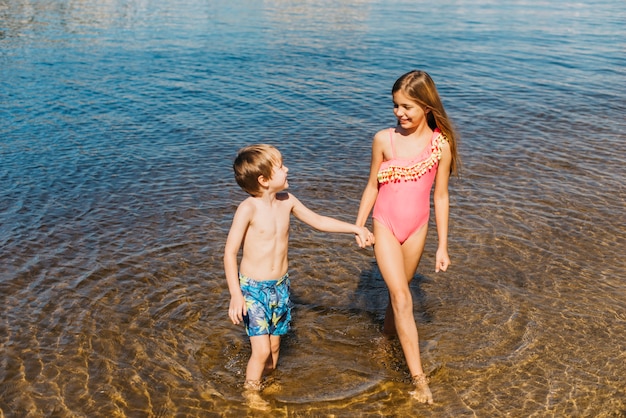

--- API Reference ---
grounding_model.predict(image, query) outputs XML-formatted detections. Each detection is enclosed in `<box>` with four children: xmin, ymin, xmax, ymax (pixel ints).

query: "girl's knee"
<box><xmin>389</xmin><ymin>289</ymin><xmax>413</xmax><ymax>312</ymax></box>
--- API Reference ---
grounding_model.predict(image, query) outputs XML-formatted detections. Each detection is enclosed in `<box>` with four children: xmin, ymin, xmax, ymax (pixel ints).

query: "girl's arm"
<box><xmin>433</xmin><ymin>141</ymin><xmax>452</xmax><ymax>272</ymax></box>
<box><xmin>223</xmin><ymin>201</ymin><xmax>253</xmax><ymax>324</ymax></box>
<box><xmin>291</xmin><ymin>195</ymin><xmax>370</xmax><ymax>248</ymax></box>
<box><xmin>356</xmin><ymin>132</ymin><xmax>385</xmax><ymax>229</ymax></box>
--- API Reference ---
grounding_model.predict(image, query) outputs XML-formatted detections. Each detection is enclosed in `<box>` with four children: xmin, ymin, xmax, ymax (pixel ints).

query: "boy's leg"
<box><xmin>246</xmin><ymin>335</ymin><xmax>272</xmax><ymax>385</ymax></box>
<box><xmin>242</xmin><ymin>338</ymin><xmax>271</xmax><ymax>411</ymax></box>
<box><xmin>242</xmin><ymin>335</ymin><xmax>273</xmax><ymax>411</ymax></box>
<box><xmin>264</xmin><ymin>335</ymin><xmax>281</xmax><ymax>374</ymax></box>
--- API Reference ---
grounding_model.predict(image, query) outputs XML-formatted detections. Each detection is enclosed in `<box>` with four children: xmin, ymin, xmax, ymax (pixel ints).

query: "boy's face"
<box><xmin>267</xmin><ymin>160</ymin><xmax>289</xmax><ymax>191</ymax></box>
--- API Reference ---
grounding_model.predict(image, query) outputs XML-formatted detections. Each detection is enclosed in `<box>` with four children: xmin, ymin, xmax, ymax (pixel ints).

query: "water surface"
<box><xmin>1</xmin><ymin>0</ymin><xmax>625</xmax><ymax>416</ymax></box>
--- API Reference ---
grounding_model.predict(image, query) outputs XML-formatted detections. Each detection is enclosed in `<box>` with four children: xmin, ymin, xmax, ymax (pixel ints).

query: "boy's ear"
<box><xmin>258</xmin><ymin>175</ymin><xmax>269</xmax><ymax>188</ymax></box>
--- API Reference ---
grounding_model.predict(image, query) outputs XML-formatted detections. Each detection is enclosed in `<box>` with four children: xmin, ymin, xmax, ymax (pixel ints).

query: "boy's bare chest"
<box><xmin>252</xmin><ymin>206</ymin><xmax>291</xmax><ymax>237</ymax></box>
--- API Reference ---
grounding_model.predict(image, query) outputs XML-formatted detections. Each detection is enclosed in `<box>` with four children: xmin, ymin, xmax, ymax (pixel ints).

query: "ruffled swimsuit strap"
<box><xmin>377</xmin><ymin>129</ymin><xmax>446</xmax><ymax>185</ymax></box>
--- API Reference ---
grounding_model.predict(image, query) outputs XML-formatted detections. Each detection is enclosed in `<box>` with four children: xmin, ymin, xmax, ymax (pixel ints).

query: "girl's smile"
<box><xmin>393</xmin><ymin>90</ymin><xmax>428</xmax><ymax>130</ymax></box>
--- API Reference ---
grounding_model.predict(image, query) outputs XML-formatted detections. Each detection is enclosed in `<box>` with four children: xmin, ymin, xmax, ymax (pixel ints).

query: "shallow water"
<box><xmin>1</xmin><ymin>0</ymin><xmax>625</xmax><ymax>416</ymax></box>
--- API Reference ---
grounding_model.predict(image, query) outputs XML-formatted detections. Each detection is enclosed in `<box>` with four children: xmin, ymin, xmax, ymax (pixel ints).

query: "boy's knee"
<box><xmin>250</xmin><ymin>343</ymin><xmax>272</xmax><ymax>361</ymax></box>
<box><xmin>270</xmin><ymin>343</ymin><xmax>280</xmax><ymax>355</ymax></box>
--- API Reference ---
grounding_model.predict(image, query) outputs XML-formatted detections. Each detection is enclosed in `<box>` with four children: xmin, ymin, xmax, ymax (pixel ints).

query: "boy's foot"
<box><xmin>242</xmin><ymin>389</ymin><xmax>271</xmax><ymax>411</ymax></box>
<box><xmin>409</xmin><ymin>374</ymin><xmax>433</xmax><ymax>405</ymax></box>
<box><xmin>262</xmin><ymin>376</ymin><xmax>282</xmax><ymax>395</ymax></box>
<box><xmin>243</xmin><ymin>380</ymin><xmax>271</xmax><ymax>411</ymax></box>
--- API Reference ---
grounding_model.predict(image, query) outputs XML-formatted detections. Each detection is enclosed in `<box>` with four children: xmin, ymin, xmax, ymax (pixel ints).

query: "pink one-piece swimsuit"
<box><xmin>372</xmin><ymin>128</ymin><xmax>445</xmax><ymax>244</ymax></box>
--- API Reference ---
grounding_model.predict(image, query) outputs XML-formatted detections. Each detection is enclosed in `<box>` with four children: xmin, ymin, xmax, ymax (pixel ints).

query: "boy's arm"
<box><xmin>224</xmin><ymin>201</ymin><xmax>252</xmax><ymax>324</ymax></box>
<box><xmin>290</xmin><ymin>194</ymin><xmax>371</xmax><ymax>248</ymax></box>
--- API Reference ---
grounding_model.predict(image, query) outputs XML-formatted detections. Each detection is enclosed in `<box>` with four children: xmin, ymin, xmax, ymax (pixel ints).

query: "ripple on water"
<box><xmin>1</xmin><ymin>0</ymin><xmax>626</xmax><ymax>416</ymax></box>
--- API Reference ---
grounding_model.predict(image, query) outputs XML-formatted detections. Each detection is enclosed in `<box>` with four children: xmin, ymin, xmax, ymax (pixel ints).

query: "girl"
<box><xmin>355</xmin><ymin>70</ymin><xmax>460</xmax><ymax>404</ymax></box>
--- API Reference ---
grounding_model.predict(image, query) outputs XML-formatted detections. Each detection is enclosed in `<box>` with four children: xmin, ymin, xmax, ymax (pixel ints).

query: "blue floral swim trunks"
<box><xmin>239</xmin><ymin>272</ymin><xmax>292</xmax><ymax>337</ymax></box>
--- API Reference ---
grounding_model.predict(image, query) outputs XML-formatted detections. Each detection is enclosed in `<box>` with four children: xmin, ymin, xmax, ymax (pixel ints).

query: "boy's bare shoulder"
<box><xmin>276</xmin><ymin>192</ymin><xmax>303</xmax><ymax>215</ymax></box>
<box><xmin>236</xmin><ymin>196</ymin><xmax>259</xmax><ymax>214</ymax></box>
<box><xmin>239</xmin><ymin>193</ymin><xmax>296</xmax><ymax>212</ymax></box>
<box><xmin>238</xmin><ymin>195</ymin><xmax>256</xmax><ymax>206</ymax></box>
<box><xmin>278</xmin><ymin>191</ymin><xmax>302</xmax><ymax>207</ymax></box>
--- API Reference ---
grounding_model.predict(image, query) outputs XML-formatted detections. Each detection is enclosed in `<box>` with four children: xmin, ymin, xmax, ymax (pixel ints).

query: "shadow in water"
<box><xmin>350</xmin><ymin>261</ymin><xmax>435</xmax><ymax>330</ymax></box>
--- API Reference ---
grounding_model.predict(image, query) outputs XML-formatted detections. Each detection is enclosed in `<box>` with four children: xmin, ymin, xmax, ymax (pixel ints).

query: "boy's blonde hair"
<box><xmin>233</xmin><ymin>144</ymin><xmax>282</xmax><ymax>196</ymax></box>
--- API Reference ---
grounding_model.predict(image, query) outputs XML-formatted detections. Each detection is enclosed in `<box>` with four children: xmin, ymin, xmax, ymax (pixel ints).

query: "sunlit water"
<box><xmin>1</xmin><ymin>0</ymin><xmax>625</xmax><ymax>416</ymax></box>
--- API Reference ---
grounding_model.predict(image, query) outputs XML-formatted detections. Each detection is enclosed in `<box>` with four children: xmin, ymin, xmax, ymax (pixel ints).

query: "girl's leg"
<box><xmin>400</xmin><ymin>226</ymin><xmax>427</xmax><ymax>283</ymax></box>
<box><xmin>373</xmin><ymin>222</ymin><xmax>423</xmax><ymax>374</ymax></box>
<box><xmin>380</xmin><ymin>224</ymin><xmax>427</xmax><ymax>336</ymax></box>
<box><xmin>399</xmin><ymin>227</ymin><xmax>433</xmax><ymax>403</ymax></box>
<box><xmin>374</xmin><ymin>221</ymin><xmax>433</xmax><ymax>403</ymax></box>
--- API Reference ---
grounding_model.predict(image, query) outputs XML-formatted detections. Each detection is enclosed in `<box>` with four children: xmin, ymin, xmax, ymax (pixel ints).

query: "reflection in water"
<box><xmin>1</xmin><ymin>0</ymin><xmax>625</xmax><ymax>416</ymax></box>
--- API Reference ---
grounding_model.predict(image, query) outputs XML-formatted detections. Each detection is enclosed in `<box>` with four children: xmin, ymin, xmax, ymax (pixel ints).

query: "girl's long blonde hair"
<box><xmin>392</xmin><ymin>70</ymin><xmax>460</xmax><ymax>175</ymax></box>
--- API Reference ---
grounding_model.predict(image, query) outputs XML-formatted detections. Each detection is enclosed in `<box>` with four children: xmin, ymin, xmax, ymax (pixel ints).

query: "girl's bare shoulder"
<box><xmin>372</xmin><ymin>127</ymin><xmax>393</xmax><ymax>158</ymax></box>
<box><xmin>373</xmin><ymin>127</ymin><xmax>392</xmax><ymax>142</ymax></box>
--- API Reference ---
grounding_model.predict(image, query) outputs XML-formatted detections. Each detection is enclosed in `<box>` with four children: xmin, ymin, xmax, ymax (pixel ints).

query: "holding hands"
<box><xmin>354</xmin><ymin>226</ymin><xmax>375</xmax><ymax>248</ymax></box>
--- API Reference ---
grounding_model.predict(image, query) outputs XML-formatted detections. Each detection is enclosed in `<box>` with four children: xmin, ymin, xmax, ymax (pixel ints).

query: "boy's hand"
<box><xmin>228</xmin><ymin>295</ymin><xmax>247</xmax><ymax>325</ymax></box>
<box><xmin>354</xmin><ymin>226</ymin><xmax>374</xmax><ymax>248</ymax></box>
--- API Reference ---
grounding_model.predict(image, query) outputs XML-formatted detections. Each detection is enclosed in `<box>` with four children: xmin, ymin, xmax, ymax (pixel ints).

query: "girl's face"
<box><xmin>392</xmin><ymin>90</ymin><xmax>428</xmax><ymax>130</ymax></box>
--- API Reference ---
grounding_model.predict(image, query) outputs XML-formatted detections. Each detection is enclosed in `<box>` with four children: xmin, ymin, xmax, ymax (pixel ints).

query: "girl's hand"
<box><xmin>435</xmin><ymin>248</ymin><xmax>450</xmax><ymax>272</ymax></box>
<box><xmin>355</xmin><ymin>227</ymin><xmax>374</xmax><ymax>248</ymax></box>
<box><xmin>228</xmin><ymin>295</ymin><xmax>247</xmax><ymax>325</ymax></box>
<box><xmin>366</xmin><ymin>230</ymin><xmax>375</xmax><ymax>246</ymax></box>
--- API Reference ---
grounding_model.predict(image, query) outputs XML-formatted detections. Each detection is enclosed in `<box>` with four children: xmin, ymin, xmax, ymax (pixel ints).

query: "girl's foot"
<box><xmin>409</xmin><ymin>374</ymin><xmax>433</xmax><ymax>404</ymax></box>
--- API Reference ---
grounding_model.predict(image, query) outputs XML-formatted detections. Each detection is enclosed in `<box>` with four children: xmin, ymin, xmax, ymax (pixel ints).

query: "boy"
<box><xmin>224</xmin><ymin>144</ymin><xmax>371</xmax><ymax>408</ymax></box>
